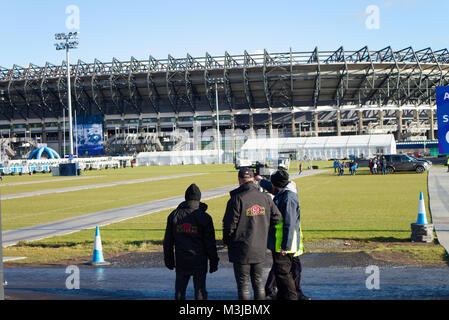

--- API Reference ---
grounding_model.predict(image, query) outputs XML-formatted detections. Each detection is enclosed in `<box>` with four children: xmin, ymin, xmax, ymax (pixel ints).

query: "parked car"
<box><xmin>382</xmin><ymin>154</ymin><xmax>430</xmax><ymax>174</ymax></box>
<box><xmin>408</xmin><ymin>155</ymin><xmax>432</xmax><ymax>167</ymax></box>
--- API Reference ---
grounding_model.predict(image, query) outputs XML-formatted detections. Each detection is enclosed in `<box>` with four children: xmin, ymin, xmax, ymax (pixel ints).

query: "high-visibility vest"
<box><xmin>274</xmin><ymin>218</ymin><xmax>305</xmax><ymax>257</ymax></box>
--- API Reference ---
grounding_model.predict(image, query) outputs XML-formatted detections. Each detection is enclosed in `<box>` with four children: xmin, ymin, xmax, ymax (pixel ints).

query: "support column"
<box><xmin>428</xmin><ymin>109</ymin><xmax>435</xmax><ymax>140</ymax></box>
<box><xmin>268</xmin><ymin>112</ymin><xmax>273</xmax><ymax>138</ymax></box>
<box><xmin>396</xmin><ymin>110</ymin><xmax>403</xmax><ymax>141</ymax></box>
<box><xmin>249</xmin><ymin>112</ymin><xmax>254</xmax><ymax>137</ymax></box>
<box><xmin>358</xmin><ymin>110</ymin><xmax>363</xmax><ymax>135</ymax></box>
<box><xmin>379</xmin><ymin>109</ymin><xmax>384</xmax><ymax>128</ymax></box>
<box><xmin>314</xmin><ymin>112</ymin><xmax>319</xmax><ymax>137</ymax></box>
<box><xmin>57</xmin><ymin>123</ymin><xmax>63</xmax><ymax>155</ymax></box>
<box><xmin>413</xmin><ymin>109</ymin><xmax>419</xmax><ymax>122</ymax></box>
<box><xmin>41</xmin><ymin>123</ymin><xmax>47</xmax><ymax>143</ymax></box>
<box><xmin>231</xmin><ymin>113</ymin><xmax>236</xmax><ymax>163</ymax></box>
<box><xmin>291</xmin><ymin>112</ymin><xmax>296</xmax><ymax>137</ymax></box>
<box><xmin>336</xmin><ymin>110</ymin><xmax>341</xmax><ymax>136</ymax></box>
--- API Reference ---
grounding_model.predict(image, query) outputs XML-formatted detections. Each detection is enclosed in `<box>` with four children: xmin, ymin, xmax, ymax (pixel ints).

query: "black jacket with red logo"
<box><xmin>223</xmin><ymin>182</ymin><xmax>282</xmax><ymax>264</ymax></box>
<box><xmin>163</xmin><ymin>200</ymin><xmax>219</xmax><ymax>270</ymax></box>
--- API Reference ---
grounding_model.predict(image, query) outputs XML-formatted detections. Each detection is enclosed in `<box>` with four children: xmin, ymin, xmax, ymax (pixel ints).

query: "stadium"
<box><xmin>0</xmin><ymin>46</ymin><xmax>447</xmax><ymax>159</ymax></box>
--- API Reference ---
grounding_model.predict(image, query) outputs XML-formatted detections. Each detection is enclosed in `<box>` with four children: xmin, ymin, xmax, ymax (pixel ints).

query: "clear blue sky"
<box><xmin>0</xmin><ymin>0</ymin><xmax>447</xmax><ymax>68</ymax></box>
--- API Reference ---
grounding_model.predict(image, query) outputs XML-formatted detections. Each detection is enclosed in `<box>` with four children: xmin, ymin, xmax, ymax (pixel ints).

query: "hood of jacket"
<box><xmin>284</xmin><ymin>181</ymin><xmax>297</xmax><ymax>194</ymax></box>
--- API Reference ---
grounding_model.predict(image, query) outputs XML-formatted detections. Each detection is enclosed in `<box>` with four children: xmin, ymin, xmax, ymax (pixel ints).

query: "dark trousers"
<box><xmin>269</xmin><ymin>252</ymin><xmax>299</xmax><ymax>300</ymax></box>
<box><xmin>233</xmin><ymin>263</ymin><xmax>265</xmax><ymax>300</ymax></box>
<box><xmin>265</xmin><ymin>255</ymin><xmax>303</xmax><ymax>298</ymax></box>
<box><xmin>175</xmin><ymin>266</ymin><xmax>208</xmax><ymax>300</ymax></box>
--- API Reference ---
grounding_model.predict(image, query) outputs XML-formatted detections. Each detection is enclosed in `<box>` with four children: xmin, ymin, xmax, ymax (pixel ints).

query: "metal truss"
<box><xmin>0</xmin><ymin>46</ymin><xmax>448</xmax><ymax>121</ymax></box>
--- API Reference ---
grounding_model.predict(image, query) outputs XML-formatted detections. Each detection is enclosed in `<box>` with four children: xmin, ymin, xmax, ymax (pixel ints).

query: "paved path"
<box><xmin>4</xmin><ymin>266</ymin><xmax>449</xmax><ymax>300</ymax></box>
<box><xmin>1</xmin><ymin>173</ymin><xmax>204</xmax><ymax>200</ymax></box>
<box><xmin>2</xmin><ymin>170</ymin><xmax>325</xmax><ymax>247</ymax></box>
<box><xmin>0</xmin><ymin>176</ymin><xmax>99</xmax><ymax>187</ymax></box>
<box><xmin>428</xmin><ymin>166</ymin><xmax>449</xmax><ymax>254</ymax></box>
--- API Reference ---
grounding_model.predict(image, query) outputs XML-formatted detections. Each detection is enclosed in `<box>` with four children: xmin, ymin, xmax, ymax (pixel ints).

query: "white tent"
<box><xmin>240</xmin><ymin>134</ymin><xmax>396</xmax><ymax>161</ymax></box>
<box><xmin>136</xmin><ymin>150</ymin><xmax>224</xmax><ymax>166</ymax></box>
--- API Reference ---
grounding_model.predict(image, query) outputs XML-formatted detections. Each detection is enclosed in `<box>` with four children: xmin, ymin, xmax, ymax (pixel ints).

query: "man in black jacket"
<box><xmin>223</xmin><ymin>167</ymin><xmax>282</xmax><ymax>300</ymax></box>
<box><xmin>163</xmin><ymin>184</ymin><xmax>219</xmax><ymax>300</ymax></box>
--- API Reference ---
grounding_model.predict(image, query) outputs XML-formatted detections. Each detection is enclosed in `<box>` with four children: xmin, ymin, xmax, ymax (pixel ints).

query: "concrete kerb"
<box><xmin>427</xmin><ymin>167</ymin><xmax>449</xmax><ymax>255</ymax></box>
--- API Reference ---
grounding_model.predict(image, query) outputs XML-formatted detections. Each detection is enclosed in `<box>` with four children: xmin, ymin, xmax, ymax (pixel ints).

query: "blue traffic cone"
<box><xmin>416</xmin><ymin>192</ymin><xmax>429</xmax><ymax>225</ymax></box>
<box><xmin>88</xmin><ymin>226</ymin><xmax>110</xmax><ymax>266</ymax></box>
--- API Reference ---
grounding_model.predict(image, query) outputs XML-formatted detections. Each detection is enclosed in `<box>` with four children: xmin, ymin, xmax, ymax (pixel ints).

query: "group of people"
<box><xmin>333</xmin><ymin>159</ymin><xmax>358</xmax><ymax>176</ymax></box>
<box><xmin>368</xmin><ymin>156</ymin><xmax>387</xmax><ymax>175</ymax></box>
<box><xmin>163</xmin><ymin>167</ymin><xmax>309</xmax><ymax>300</ymax></box>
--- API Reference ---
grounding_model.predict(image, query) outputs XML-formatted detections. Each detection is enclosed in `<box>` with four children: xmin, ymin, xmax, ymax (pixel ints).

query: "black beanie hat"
<box><xmin>185</xmin><ymin>183</ymin><xmax>201</xmax><ymax>201</ymax></box>
<box><xmin>271</xmin><ymin>170</ymin><xmax>289</xmax><ymax>188</ymax></box>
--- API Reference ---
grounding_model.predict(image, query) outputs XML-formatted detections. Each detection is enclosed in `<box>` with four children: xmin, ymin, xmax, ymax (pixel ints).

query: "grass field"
<box><xmin>4</xmin><ymin>164</ymin><xmax>448</xmax><ymax>265</ymax></box>
<box><xmin>1</xmin><ymin>161</ymin><xmax>328</xmax><ymax>230</ymax></box>
<box><xmin>1</xmin><ymin>164</ymin><xmax>238</xmax><ymax>230</ymax></box>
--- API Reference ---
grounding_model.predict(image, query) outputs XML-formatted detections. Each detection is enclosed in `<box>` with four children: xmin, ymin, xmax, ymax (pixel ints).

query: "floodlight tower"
<box><xmin>54</xmin><ymin>32</ymin><xmax>79</xmax><ymax>159</ymax></box>
<box><xmin>211</xmin><ymin>79</ymin><xmax>224</xmax><ymax>164</ymax></box>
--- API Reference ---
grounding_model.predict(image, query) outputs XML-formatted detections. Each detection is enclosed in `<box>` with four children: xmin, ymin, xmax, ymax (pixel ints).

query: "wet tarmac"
<box><xmin>4</xmin><ymin>251</ymin><xmax>449</xmax><ymax>300</ymax></box>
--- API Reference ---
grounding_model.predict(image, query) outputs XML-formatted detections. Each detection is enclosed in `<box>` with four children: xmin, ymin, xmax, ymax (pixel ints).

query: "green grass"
<box><xmin>6</xmin><ymin>166</ymin><xmax>446</xmax><ymax>265</ymax></box>
<box><xmin>2</xmin><ymin>164</ymin><xmax>237</xmax><ymax>230</ymax></box>
<box><xmin>0</xmin><ymin>164</ymin><xmax>234</xmax><ymax>195</ymax></box>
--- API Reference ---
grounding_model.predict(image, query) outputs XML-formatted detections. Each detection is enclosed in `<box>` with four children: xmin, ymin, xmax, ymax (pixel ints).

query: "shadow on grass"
<box><xmin>16</xmin><ymin>241</ymin><xmax>81</xmax><ymax>248</ymax></box>
<box><xmin>333</xmin><ymin>236</ymin><xmax>411</xmax><ymax>243</ymax></box>
<box><xmin>125</xmin><ymin>240</ymin><xmax>163</xmax><ymax>246</ymax></box>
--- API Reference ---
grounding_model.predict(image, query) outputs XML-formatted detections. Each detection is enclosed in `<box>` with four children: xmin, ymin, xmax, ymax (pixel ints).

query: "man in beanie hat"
<box><xmin>255</xmin><ymin>169</ymin><xmax>310</xmax><ymax>300</ymax></box>
<box><xmin>163</xmin><ymin>183</ymin><xmax>219</xmax><ymax>300</ymax></box>
<box><xmin>223</xmin><ymin>167</ymin><xmax>281</xmax><ymax>300</ymax></box>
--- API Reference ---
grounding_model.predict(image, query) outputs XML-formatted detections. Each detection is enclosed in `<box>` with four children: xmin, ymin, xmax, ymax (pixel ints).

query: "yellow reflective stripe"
<box><xmin>275</xmin><ymin>219</ymin><xmax>305</xmax><ymax>256</ymax></box>
<box><xmin>275</xmin><ymin>218</ymin><xmax>283</xmax><ymax>253</ymax></box>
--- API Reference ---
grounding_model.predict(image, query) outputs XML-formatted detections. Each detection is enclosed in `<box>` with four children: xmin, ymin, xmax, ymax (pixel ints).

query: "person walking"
<box><xmin>381</xmin><ymin>156</ymin><xmax>387</xmax><ymax>175</ymax></box>
<box><xmin>255</xmin><ymin>171</ymin><xmax>311</xmax><ymax>300</ymax></box>
<box><xmin>163</xmin><ymin>184</ymin><xmax>219</xmax><ymax>300</ymax></box>
<box><xmin>223</xmin><ymin>168</ymin><xmax>282</xmax><ymax>300</ymax></box>
<box><xmin>298</xmin><ymin>162</ymin><xmax>303</xmax><ymax>175</ymax></box>
<box><xmin>373</xmin><ymin>159</ymin><xmax>378</xmax><ymax>175</ymax></box>
<box><xmin>339</xmin><ymin>161</ymin><xmax>345</xmax><ymax>176</ymax></box>
<box><xmin>351</xmin><ymin>162</ymin><xmax>357</xmax><ymax>176</ymax></box>
<box><xmin>333</xmin><ymin>160</ymin><xmax>338</xmax><ymax>174</ymax></box>
<box><xmin>368</xmin><ymin>159</ymin><xmax>373</xmax><ymax>175</ymax></box>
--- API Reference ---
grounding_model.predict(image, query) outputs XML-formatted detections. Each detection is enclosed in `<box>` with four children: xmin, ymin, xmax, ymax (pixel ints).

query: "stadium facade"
<box><xmin>0</xmin><ymin>46</ymin><xmax>447</xmax><ymax>156</ymax></box>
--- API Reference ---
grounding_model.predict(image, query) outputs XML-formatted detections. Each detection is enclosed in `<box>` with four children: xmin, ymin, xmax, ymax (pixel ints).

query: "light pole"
<box><xmin>55</xmin><ymin>32</ymin><xmax>79</xmax><ymax>160</ymax></box>
<box><xmin>210</xmin><ymin>79</ymin><xmax>224</xmax><ymax>164</ymax></box>
<box><xmin>215</xmin><ymin>83</ymin><xmax>220</xmax><ymax>164</ymax></box>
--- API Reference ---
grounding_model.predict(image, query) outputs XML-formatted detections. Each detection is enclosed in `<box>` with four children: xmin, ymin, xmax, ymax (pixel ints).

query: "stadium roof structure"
<box><xmin>0</xmin><ymin>46</ymin><xmax>448</xmax><ymax>121</ymax></box>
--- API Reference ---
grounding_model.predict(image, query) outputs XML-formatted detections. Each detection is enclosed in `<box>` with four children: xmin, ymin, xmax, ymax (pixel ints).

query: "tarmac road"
<box><xmin>4</xmin><ymin>251</ymin><xmax>449</xmax><ymax>300</ymax></box>
<box><xmin>4</xmin><ymin>264</ymin><xmax>449</xmax><ymax>300</ymax></box>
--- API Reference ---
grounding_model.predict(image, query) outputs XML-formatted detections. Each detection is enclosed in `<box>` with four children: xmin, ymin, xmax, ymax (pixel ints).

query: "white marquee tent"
<box><xmin>239</xmin><ymin>134</ymin><xmax>396</xmax><ymax>161</ymax></box>
<box><xmin>136</xmin><ymin>149</ymin><xmax>224</xmax><ymax>166</ymax></box>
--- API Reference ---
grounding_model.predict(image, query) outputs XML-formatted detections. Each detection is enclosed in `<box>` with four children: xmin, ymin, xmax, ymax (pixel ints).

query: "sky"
<box><xmin>0</xmin><ymin>0</ymin><xmax>448</xmax><ymax>68</ymax></box>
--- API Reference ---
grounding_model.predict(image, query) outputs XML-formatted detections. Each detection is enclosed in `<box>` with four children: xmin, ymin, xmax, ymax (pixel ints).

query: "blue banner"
<box><xmin>436</xmin><ymin>86</ymin><xmax>449</xmax><ymax>154</ymax></box>
<box><xmin>75</xmin><ymin>115</ymin><xmax>104</xmax><ymax>156</ymax></box>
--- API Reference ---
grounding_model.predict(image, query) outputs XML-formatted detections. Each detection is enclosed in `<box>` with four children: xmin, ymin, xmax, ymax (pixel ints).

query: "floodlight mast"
<box><xmin>54</xmin><ymin>32</ymin><xmax>79</xmax><ymax>160</ymax></box>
